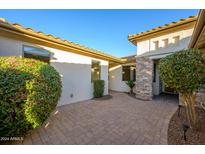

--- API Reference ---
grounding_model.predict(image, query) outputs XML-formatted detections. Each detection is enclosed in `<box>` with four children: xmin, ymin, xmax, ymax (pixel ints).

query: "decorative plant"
<box><xmin>159</xmin><ymin>49</ymin><xmax>205</xmax><ymax>129</ymax></box>
<box><xmin>93</xmin><ymin>80</ymin><xmax>104</xmax><ymax>98</ymax></box>
<box><xmin>126</xmin><ymin>80</ymin><xmax>135</xmax><ymax>94</ymax></box>
<box><xmin>0</xmin><ymin>57</ymin><xmax>62</xmax><ymax>137</ymax></box>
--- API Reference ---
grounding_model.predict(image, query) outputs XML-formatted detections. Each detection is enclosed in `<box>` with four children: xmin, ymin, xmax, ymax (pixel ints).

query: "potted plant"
<box><xmin>126</xmin><ymin>80</ymin><xmax>135</xmax><ymax>94</ymax></box>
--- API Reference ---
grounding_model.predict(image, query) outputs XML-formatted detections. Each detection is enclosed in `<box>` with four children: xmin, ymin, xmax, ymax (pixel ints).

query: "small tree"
<box><xmin>159</xmin><ymin>49</ymin><xmax>205</xmax><ymax>129</ymax></box>
<box><xmin>126</xmin><ymin>80</ymin><xmax>135</xmax><ymax>94</ymax></box>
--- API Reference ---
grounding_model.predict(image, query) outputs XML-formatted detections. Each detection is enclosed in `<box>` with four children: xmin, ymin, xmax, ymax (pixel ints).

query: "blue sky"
<box><xmin>0</xmin><ymin>9</ymin><xmax>199</xmax><ymax>57</ymax></box>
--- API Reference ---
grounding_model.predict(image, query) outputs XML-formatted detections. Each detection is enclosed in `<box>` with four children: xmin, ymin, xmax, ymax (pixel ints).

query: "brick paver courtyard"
<box><xmin>14</xmin><ymin>92</ymin><xmax>178</xmax><ymax>145</ymax></box>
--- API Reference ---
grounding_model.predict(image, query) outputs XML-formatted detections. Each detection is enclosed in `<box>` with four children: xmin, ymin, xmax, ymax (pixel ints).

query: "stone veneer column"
<box><xmin>135</xmin><ymin>57</ymin><xmax>153</xmax><ymax>100</ymax></box>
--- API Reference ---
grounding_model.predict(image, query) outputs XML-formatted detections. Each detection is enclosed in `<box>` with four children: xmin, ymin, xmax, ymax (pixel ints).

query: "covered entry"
<box><xmin>153</xmin><ymin>59</ymin><xmax>176</xmax><ymax>96</ymax></box>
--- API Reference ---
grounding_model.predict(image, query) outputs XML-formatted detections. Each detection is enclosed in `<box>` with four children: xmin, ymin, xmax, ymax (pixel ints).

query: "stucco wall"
<box><xmin>0</xmin><ymin>37</ymin><xmax>23</xmax><ymax>56</ymax></box>
<box><xmin>137</xmin><ymin>28</ymin><xmax>194</xmax><ymax>56</ymax></box>
<box><xmin>109</xmin><ymin>65</ymin><xmax>130</xmax><ymax>92</ymax></box>
<box><xmin>0</xmin><ymin>36</ymin><xmax>109</xmax><ymax>106</ymax></box>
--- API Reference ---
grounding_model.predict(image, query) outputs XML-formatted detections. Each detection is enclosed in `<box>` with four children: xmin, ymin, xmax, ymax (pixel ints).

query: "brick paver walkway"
<box><xmin>14</xmin><ymin>92</ymin><xmax>178</xmax><ymax>145</ymax></box>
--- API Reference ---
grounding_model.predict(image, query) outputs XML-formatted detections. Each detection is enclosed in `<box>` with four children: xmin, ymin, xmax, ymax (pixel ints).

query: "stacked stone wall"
<box><xmin>135</xmin><ymin>57</ymin><xmax>153</xmax><ymax>100</ymax></box>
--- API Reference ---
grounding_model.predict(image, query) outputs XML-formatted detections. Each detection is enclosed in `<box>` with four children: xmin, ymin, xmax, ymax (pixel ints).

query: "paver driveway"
<box><xmin>15</xmin><ymin>92</ymin><xmax>178</xmax><ymax>145</ymax></box>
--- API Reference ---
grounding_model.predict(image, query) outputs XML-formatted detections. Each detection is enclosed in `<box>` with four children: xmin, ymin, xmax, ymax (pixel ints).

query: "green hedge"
<box><xmin>93</xmin><ymin>80</ymin><xmax>104</xmax><ymax>98</ymax></box>
<box><xmin>0</xmin><ymin>57</ymin><xmax>62</xmax><ymax>137</ymax></box>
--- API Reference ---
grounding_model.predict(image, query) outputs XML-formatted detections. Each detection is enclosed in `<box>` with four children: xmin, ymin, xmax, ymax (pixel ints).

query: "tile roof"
<box><xmin>0</xmin><ymin>18</ymin><xmax>125</xmax><ymax>63</ymax></box>
<box><xmin>128</xmin><ymin>15</ymin><xmax>197</xmax><ymax>42</ymax></box>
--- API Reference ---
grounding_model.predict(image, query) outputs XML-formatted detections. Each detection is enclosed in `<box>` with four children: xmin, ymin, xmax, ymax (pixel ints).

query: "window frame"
<box><xmin>173</xmin><ymin>36</ymin><xmax>180</xmax><ymax>44</ymax></box>
<box><xmin>22</xmin><ymin>45</ymin><xmax>51</xmax><ymax>63</ymax></box>
<box><xmin>162</xmin><ymin>38</ymin><xmax>169</xmax><ymax>47</ymax></box>
<box><xmin>153</xmin><ymin>41</ymin><xmax>159</xmax><ymax>50</ymax></box>
<box><xmin>91</xmin><ymin>60</ymin><xmax>101</xmax><ymax>82</ymax></box>
<box><xmin>122</xmin><ymin>65</ymin><xmax>136</xmax><ymax>81</ymax></box>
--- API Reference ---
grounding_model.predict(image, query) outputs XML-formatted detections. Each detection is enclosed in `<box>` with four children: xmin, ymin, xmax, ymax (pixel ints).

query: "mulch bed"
<box><xmin>92</xmin><ymin>95</ymin><xmax>113</xmax><ymax>101</ymax></box>
<box><xmin>168</xmin><ymin>106</ymin><xmax>205</xmax><ymax>145</ymax></box>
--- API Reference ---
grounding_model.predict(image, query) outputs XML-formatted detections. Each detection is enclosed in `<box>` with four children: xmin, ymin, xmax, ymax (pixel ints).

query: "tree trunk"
<box><xmin>181</xmin><ymin>93</ymin><xmax>197</xmax><ymax>130</ymax></box>
<box><xmin>130</xmin><ymin>88</ymin><xmax>133</xmax><ymax>94</ymax></box>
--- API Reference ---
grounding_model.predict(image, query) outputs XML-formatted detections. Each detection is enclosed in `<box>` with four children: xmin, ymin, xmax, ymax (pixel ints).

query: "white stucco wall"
<box><xmin>109</xmin><ymin>65</ymin><xmax>130</xmax><ymax>92</ymax></box>
<box><xmin>137</xmin><ymin>28</ymin><xmax>194</xmax><ymax>56</ymax></box>
<box><xmin>0</xmin><ymin>36</ymin><xmax>109</xmax><ymax>106</ymax></box>
<box><xmin>0</xmin><ymin>37</ymin><xmax>23</xmax><ymax>56</ymax></box>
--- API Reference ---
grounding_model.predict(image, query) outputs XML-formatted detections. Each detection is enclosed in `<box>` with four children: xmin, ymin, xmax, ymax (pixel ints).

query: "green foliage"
<box><xmin>159</xmin><ymin>49</ymin><xmax>205</xmax><ymax>129</ymax></box>
<box><xmin>0</xmin><ymin>57</ymin><xmax>62</xmax><ymax>137</ymax></box>
<box><xmin>126</xmin><ymin>80</ymin><xmax>135</xmax><ymax>93</ymax></box>
<box><xmin>159</xmin><ymin>49</ymin><xmax>205</xmax><ymax>93</ymax></box>
<box><xmin>93</xmin><ymin>80</ymin><xmax>104</xmax><ymax>98</ymax></box>
<box><xmin>126</xmin><ymin>80</ymin><xmax>135</xmax><ymax>89</ymax></box>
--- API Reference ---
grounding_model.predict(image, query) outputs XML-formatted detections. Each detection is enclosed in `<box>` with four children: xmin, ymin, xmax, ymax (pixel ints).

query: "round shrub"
<box><xmin>0</xmin><ymin>57</ymin><xmax>62</xmax><ymax>137</ymax></box>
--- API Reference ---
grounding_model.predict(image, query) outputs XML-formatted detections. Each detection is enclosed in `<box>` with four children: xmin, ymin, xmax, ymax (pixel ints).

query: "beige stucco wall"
<box><xmin>0</xmin><ymin>36</ymin><xmax>109</xmax><ymax>106</ymax></box>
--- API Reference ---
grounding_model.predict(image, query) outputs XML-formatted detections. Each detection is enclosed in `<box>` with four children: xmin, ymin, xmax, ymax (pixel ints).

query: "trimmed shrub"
<box><xmin>159</xmin><ymin>49</ymin><xmax>205</xmax><ymax>129</ymax></box>
<box><xmin>93</xmin><ymin>80</ymin><xmax>105</xmax><ymax>98</ymax></box>
<box><xmin>0</xmin><ymin>57</ymin><xmax>62</xmax><ymax>137</ymax></box>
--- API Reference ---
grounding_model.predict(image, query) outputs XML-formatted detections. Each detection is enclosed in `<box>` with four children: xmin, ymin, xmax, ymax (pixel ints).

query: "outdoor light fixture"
<box><xmin>182</xmin><ymin>123</ymin><xmax>189</xmax><ymax>142</ymax></box>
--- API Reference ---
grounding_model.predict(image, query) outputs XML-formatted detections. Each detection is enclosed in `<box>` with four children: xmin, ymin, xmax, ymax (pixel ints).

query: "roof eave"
<box><xmin>0</xmin><ymin>20</ymin><xmax>124</xmax><ymax>64</ymax></box>
<box><xmin>189</xmin><ymin>10</ymin><xmax>205</xmax><ymax>48</ymax></box>
<box><xmin>128</xmin><ymin>16</ymin><xmax>197</xmax><ymax>44</ymax></box>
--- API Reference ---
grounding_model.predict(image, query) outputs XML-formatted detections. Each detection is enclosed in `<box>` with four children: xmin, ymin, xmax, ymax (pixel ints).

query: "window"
<box><xmin>122</xmin><ymin>66</ymin><xmax>130</xmax><ymax>81</ymax></box>
<box><xmin>153</xmin><ymin>41</ymin><xmax>159</xmax><ymax>50</ymax></box>
<box><xmin>163</xmin><ymin>39</ymin><xmax>169</xmax><ymax>47</ymax></box>
<box><xmin>91</xmin><ymin>61</ymin><xmax>100</xmax><ymax>81</ymax></box>
<box><xmin>131</xmin><ymin>67</ymin><xmax>136</xmax><ymax>81</ymax></box>
<box><xmin>122</xmin><ymin>66</ymin><xmax>136</xmax><ymax>81</ymax></box>
<box><xmin>23</xmin><ymin>45</ymin><xmax>50</xmax><ymax>63</ymax></box>
<box><xmin>173</xmin><ymin>36</ymin><xmax>180</xmax><ymax>44</ymax></box>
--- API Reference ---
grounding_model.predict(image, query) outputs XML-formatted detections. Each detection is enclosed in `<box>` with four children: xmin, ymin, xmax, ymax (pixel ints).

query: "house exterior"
<box><xmin>0</xmin><ymin>13</ymin><xmax>203</xmax><ymax>105</ymax></box>
<box><xmin>0</xmin><ymin>18</ymin><xmax>124</xmax><ymax>106</ymax></box>
<box><xmin>109</xmin><ymin>55</ymin><xmax>136</xmax><ymax>92</ymax></box>
<box><xmin>128</xmin><ymin>16</ymin><xmax>197</xmax><ymax>100</ymax></box>
<box><xmin>188</xmin><ymin>9</ymin><xmax>205</xmax><ymax>106</ymax></box>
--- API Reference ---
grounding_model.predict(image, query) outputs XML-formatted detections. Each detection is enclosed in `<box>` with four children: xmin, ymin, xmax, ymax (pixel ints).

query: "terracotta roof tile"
<box><xmin>0</xmin><ymin>18</ymin><xmax>124</xmax><ymax>63</ymax></box>
<box><xmin>128</xmin><ymin>15</ymin><xmax>197</xmax><ymax>41</ymax></box>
